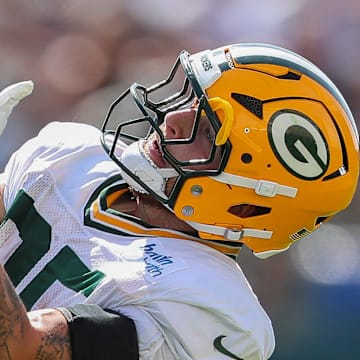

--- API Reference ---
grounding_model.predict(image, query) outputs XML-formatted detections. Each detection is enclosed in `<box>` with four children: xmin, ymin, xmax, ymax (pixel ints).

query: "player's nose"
<box><xmin>164</xmin><ymin>109</ymin><xmax>197</xmax><ymax>140</ymax></box>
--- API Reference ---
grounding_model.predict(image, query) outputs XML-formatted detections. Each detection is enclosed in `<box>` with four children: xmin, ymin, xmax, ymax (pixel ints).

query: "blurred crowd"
<box><xmin>0</xmin><ymin>0</ymin><xmax>359</xmax><ymax>359</ymax></box>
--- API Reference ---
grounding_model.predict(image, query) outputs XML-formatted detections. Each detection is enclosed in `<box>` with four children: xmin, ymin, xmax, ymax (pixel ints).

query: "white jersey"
<box><xmin>0</xmin><ymin>122</ymin><xmax>274</xmax><ymax>360</ymax></box>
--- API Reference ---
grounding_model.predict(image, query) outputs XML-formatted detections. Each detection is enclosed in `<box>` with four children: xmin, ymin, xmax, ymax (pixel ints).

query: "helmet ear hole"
<box><xmin>228</xmin><ymin>204</ymin><xmax>271</xmax><ymax>218</ymax></box>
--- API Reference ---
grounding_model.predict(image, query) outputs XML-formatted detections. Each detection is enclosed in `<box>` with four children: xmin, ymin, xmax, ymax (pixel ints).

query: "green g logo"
<box><xmin>268</xmin><ymin>110</ymin><xmax>329</xmax><ymax>180</ymax></box>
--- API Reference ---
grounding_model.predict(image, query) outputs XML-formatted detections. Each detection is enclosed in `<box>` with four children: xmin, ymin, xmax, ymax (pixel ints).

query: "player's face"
<box><xmin>143</xmin><ymin>107</ymin><xmax>221</xmax><ymax>171</ymax></box>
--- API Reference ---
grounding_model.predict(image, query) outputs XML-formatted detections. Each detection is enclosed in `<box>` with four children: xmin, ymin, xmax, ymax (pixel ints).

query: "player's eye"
<box><xmin>206</xmin><ymin>128</ymin><xmax>215</xmax><ymax>144</ymax></box>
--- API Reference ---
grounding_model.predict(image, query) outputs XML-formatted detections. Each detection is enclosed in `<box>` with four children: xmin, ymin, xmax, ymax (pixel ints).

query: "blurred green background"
<box><xmin>0</xmin><ymin>0</ymin><xmax>359</xmax><ymax>358</ymax></box>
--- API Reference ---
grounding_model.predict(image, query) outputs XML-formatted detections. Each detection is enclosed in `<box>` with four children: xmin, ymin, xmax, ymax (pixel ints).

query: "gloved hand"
<box><xmin>0</xmin><ymin>80</ymin><xmax>34</xmax><ymax>136</ymax></box>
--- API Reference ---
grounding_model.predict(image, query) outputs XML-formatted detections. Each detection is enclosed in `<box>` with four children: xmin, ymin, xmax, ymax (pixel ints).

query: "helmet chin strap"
<box><xmin>119</xmin><ymin>140</ymin><xmax>178</xmax><ymax>199</ymax></box>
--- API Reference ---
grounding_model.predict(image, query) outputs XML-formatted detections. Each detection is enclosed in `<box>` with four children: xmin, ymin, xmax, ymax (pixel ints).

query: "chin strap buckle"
<box><xmin>224</xmin><ymin>229</ymin><xmax>243</xmax><ymax>241</ymax></box>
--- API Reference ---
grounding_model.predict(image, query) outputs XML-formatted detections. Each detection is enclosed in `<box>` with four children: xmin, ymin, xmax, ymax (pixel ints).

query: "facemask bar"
<box><xmin>159</xmin><ymin>95</ymin><xmax>220</xmax><ymax>170</ymax></box>
<box><xmin>101</xmin><ymin>50</ymin><xmax>231</xmax><ymax>205</ymax></box>
<box><xmin>101</xmin><ymin>54</ymin><xmax>194</xmax><ymax>150</ymax></box>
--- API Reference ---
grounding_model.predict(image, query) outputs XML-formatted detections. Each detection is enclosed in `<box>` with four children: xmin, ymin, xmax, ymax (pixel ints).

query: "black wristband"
<box><xmin>58</xmin><ymin>304</ymin><xmax>139</xmax><ymax>360</ymax></box>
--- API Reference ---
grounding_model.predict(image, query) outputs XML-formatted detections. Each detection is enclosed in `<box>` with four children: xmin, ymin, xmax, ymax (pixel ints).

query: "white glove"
<box><xmin>0</xmin><ymin>80</ymin><xmax>34</xmax><ymax>136</ymax></box>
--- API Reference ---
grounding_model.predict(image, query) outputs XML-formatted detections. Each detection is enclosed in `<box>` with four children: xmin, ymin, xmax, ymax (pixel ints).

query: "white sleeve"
<box><xmin>120</xmin><ymin>301</ymin><xmax>273</xmax><ymax>360</ymax></box>
<box><xmin>152</xmin><ymin>301</ymin><xmax>273</xmax><ymax>360</ymax></box>
<box><xmin>1</xmin><ymin>133</ymin><xmax>44</xmax><ymax>210</ymax></box>
<box><xmin>1</xmin><ymin>121</ymin><xmax>102</xmax><ymax>211</ymax></box>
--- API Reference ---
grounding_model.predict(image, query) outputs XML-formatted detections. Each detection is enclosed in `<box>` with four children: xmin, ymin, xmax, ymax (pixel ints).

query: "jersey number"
<box><xmin>4</xmin><ymin>190</ymin><xmax>105</xmax><ymax>310</ymax></box>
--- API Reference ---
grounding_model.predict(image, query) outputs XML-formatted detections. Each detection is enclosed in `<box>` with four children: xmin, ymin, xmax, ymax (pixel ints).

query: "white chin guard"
<box><xmin>119</xmin><ymin>140</ymin><xmax>178</xmax><ymax>198</ymax></box>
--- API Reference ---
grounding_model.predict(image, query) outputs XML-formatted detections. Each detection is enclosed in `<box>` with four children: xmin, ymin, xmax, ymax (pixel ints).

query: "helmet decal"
<box><xmin>268</xmin><ymin>110</ymin><xmax>329</xmax><ymax>180</ymax></box>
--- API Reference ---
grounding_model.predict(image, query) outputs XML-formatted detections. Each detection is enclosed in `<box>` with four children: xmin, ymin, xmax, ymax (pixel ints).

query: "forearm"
<box><xmin>28</xmin><ymin>309</ymin><xmax>72</xmax><ymax>360</ymax></box>
<box><xmin>0</xmin><ymin>262</ymin><xmax>29</xmax><ymax>358</ymax></box>
<box><xmin>0</xmin><ymin>263</ymin><xmax>71</xmax><ymax>359</ymax></box>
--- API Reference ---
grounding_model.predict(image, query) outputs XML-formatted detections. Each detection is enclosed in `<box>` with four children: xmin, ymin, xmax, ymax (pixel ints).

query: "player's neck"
<box><xmin>112</xmin><ymin>191</ymin><xmax>196</xmax><ymax>235</ymax></box>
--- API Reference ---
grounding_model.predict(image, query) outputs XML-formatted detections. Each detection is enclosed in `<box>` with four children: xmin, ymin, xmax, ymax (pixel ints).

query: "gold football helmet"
<box><xmin>102</xmin><ymin>43</ymin><xmax>359</xmax><ymax>258</ymax></box>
